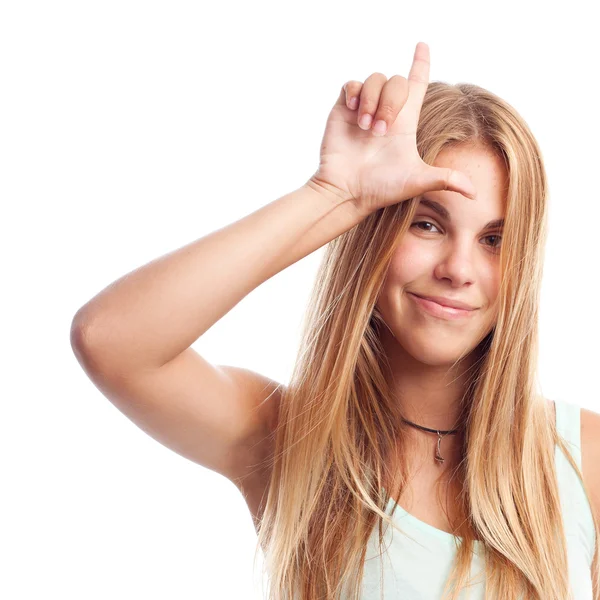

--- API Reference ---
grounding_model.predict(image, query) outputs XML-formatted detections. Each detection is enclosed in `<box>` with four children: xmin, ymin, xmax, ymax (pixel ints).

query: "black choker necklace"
<box><xmin>401</xmin><ymin>418</ymin><xmax>460</xmax><ymax>465</ymax></box>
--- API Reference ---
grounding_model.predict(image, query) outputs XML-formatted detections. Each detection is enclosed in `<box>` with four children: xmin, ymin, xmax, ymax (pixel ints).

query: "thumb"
<box><xmin>415</xmin><ymin>164</ymin><xmax>478</xmax><ymax>200</ymax></box>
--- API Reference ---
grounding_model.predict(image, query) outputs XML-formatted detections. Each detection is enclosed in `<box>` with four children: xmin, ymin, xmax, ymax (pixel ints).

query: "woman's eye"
<box><xmin>411</xmin><ymin>221</ymin><xmax>440</xmax><ymax>233</ymax></box>
<box><xmin>484</xmin><ymin>234</ymin><xmax>503</xmax><ymax>251</ymax></box>
<box><xmin>411</xmin><ymin>222</ymin><xmax>503</xmax><ymax>252</ymax></box>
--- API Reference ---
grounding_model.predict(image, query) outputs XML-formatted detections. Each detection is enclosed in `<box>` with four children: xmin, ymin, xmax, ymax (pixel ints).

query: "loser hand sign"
<box><xmin>308</xmin><ymin>42</ymin><xmax>477</xmax><ymax>217</ymax></box>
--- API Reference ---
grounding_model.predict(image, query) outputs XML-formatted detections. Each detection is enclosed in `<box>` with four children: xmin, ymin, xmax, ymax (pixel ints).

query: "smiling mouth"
<box><xmin>408</xmin><ymin>293</ymin><xmax>478</xmax><ymax>320</ymax></box>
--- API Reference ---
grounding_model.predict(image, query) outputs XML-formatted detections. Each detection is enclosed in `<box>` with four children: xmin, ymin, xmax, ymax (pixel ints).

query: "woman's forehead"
<box><xmin>418</xmin><ymin>195</ymin><xmax>505</xmax><ymax>230</ymax></box>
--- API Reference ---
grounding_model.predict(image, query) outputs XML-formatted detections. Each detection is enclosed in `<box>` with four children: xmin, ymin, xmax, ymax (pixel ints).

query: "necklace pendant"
<box><xmin>435</xmin><ymin>433</ymin><xmax>445</xmax><ymax>464</ymax></box>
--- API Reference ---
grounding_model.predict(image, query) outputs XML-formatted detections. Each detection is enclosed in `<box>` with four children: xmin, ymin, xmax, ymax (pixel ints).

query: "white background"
<box><xmin>2</xmin><ymin>0</ymin><xmax>598</xmax><ymax>598</ymax></box>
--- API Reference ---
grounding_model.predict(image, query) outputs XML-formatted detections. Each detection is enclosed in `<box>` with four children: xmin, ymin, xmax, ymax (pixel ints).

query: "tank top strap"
<box><xmin>553</xmin><ymin>398</ymin><xmax>596</xmax><ymax>568</ymax></box>
<box><xmin>554</xmin><ymin>398</ymin><xmax>583</xmax><ymax>469</ymax></box>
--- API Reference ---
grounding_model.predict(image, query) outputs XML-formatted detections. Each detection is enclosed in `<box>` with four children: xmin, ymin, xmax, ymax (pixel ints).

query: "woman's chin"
<box><xmin>404</xmin><ymin>341</ymin><xmax>478</xmax><ymax>367</ymax></box>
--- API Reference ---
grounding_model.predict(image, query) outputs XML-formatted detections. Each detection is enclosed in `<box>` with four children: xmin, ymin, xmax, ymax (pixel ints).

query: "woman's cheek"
<box><xmin>389</xmin><ymin>239</ymin><xmax>432</xmax><ymax>282</ymax></box>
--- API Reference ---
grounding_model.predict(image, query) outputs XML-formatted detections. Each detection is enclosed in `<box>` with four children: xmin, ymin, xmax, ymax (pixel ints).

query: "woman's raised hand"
<box><xmin>308</xmin><ymin>42</ymin><xmax>477</xmax><ymax>217</ymax></box>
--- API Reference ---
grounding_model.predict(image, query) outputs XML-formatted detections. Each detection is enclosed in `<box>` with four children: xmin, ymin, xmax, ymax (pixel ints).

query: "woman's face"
<box><xmin>375</xmin><ymin>143</ymin><xmax>508</xmax><ymax>366</ymax></box>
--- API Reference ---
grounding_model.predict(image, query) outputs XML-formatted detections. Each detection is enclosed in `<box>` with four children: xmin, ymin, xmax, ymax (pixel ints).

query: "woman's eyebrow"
<box><xmin>419</xmin><ymin>197</ymin><xmax>504</xmax><ymax>229</ymax></box>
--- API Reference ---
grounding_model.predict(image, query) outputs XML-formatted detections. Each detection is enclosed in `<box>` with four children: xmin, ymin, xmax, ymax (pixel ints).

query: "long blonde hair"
<box><xmin>252</xmin><ymin>81</ymin><xmax>600</xmax><ymax>599</ymax></box>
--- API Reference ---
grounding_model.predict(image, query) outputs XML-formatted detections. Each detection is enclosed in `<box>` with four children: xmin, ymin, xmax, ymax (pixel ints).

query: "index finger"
<box><xmin>403</xmin><ymin>42</ymin><xmax>431</xmax><ymax>122</ymax></box>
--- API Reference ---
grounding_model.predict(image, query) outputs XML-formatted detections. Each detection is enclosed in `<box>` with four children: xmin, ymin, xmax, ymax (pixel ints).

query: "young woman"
<box><xmin>71</xmin><ymin>42</ymin><xmax>600</xmax><ymax>599</ymax></box>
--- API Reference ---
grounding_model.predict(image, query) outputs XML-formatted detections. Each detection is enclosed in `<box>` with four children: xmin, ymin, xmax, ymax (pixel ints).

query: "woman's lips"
<box><xmin>408</xmin><ymin>293</ymin><xmax>478</xmax><ymax>320</ymax></box>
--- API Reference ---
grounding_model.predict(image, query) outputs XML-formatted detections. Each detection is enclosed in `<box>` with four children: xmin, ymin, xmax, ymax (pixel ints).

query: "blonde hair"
<box><xmin>252</xmin><ymin>81</ymin><xmax>600</xmax><ymax>599</ymax></box>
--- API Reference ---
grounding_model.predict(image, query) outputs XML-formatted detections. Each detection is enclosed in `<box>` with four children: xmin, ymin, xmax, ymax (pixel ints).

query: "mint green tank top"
<box><xmin>359</xmin><ymin>399</ymin><xmax>596</xmax><ymax>599</ymax></box>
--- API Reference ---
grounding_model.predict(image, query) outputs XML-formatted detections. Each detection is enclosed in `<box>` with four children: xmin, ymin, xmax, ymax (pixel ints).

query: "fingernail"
<box><xmin>372</xmin><ymin>120</ymin><xmax>387</xmax><ymax>136</ymax></box>
<box><xmin>359</xmin><ymin>114</ymin><xmax>373</xmax><ymax>129</ymax></box>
